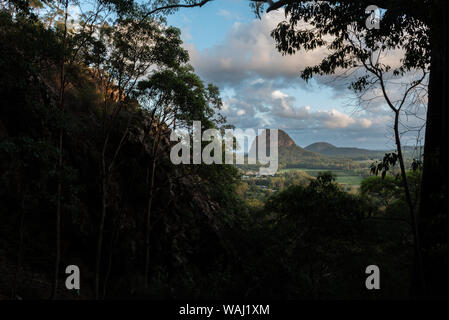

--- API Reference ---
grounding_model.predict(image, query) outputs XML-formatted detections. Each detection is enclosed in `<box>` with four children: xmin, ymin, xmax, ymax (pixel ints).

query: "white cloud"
<box><xmin>359</xmin><ymin>118</ymin><xmax>373</xmax><ymax>128</ymax></box>
<box><xmin>185</xmin><ymin>10</ymin><xmax>328</xmax><ymax>86</ymax></box>
<box><xmin>271</xmin><ymin>90</ymin><xmax>288</xmax><ymax>99</ymax></box>
<box><xmin>316</xmin><ymin>109</ymin><xmax>356</xmax><ymax>129</ymax></box>
<box><xmin>217</xmin><ymin>8</ymin><xmax>232</xmax><ymax>19</ymax></box>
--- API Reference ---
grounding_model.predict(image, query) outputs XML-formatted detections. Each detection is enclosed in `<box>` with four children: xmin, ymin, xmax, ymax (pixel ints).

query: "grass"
<box><xmin>334</xmin><ymin>175</ymin><xmax>364</xmax><ymax>186</ymax></box>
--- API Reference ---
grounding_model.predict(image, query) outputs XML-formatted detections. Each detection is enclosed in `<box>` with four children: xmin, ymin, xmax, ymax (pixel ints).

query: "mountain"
<box><xmin>276</xmin><ymin>129</ymin><xmax>297</xmax><ymax>147</ymax></box>
<box><xmin>246</xmin><ymin>129</ymin><xmax>296</xmax><ymax>149</ymax></box>
<box><xmin>247</xmin><ymin>130</ymin><xmax>354</xmax><ymax>170</ymax></box>
<box><xmin>304</xmin><ymin>142</ymin><xmax>337</xmax><ymax>153</ymax></box>
<box><xmin>305</xmin><ymin>142</ymin><xmax>387</xmax><ymax>160</ymax></box>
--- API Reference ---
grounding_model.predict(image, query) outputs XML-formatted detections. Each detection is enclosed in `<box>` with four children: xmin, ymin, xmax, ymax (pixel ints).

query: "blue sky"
<box><xmin>165</xmin><ymin>0</ymin><xmax>425</xmax><ymax>150</ymax></box>
<box><xmin>167</xmin><ymin>0</ymin><xmax>254</xmax><ymax>50</ymax></box>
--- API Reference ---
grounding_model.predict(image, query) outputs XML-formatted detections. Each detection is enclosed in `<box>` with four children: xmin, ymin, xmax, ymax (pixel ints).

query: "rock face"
<box><xmin>278</xmin><ymin>129</ymin><xmax>296</xmax><ymax>147</ymax></box>
<box><xmin>248</xmin><ymin>128</ymin><xmax>321</xmax><ymax>161</ymax></box>
<box><xmin>249</xmin><ymin>129</ymin><xmax>295</xmax><ymax>153</ymax></box>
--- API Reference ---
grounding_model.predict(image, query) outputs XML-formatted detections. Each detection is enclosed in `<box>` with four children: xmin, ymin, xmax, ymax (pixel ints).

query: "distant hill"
<box><xmin>305</xmin><ymin>142</ymin><xmax>387</xmax><ymax>160</ymax></box>
<box><xmin>304</xmin><ymin>142</ymin><xmax>336</xmax><ymax>153</ymax></box>
<box><xmin>245</xmin><ymin>130</ymin><xmax>354</xmax><ymax>170</ymax></box>
<box><xmin>240</xmin><ymin>131</ymin><xmax>421</xmax><ymax>172</ymax></box>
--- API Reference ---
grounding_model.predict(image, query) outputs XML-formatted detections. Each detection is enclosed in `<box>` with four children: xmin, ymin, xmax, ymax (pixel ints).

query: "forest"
<box><xmin>0</xmin><ymin>0</ymin><xmax>448</xmax><ymax>300</ymax></box>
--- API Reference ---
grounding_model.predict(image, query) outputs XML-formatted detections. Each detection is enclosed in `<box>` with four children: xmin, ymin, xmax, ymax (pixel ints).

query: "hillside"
<box><xmin>0</xmin><ymin>11</ymin><xmax>246</xmax><ymax>299</ymax></box>
<box><xmin>305</xmin><ymin>142</ymin><xmax>387</xmax><ymax>160</ymax></box>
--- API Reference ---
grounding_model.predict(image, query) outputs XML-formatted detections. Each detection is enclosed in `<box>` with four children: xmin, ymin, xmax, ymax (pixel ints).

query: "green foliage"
<box><xmin>361</xmin><ymin>175</ymin><xmax>400</xmax><ymax>207</ymax></box>
<box><xmin>237</xmin><ymin>172</ymin><xmax>412</xmax><ymax>298</ymax></box>
<box><xmin>370</xmin><ymin>152</ymin><xmax>399</xmax><ymax>178</ymax></box>
<box><xmin>270</xmin><ymin>1</ymin><xmax>429</xmax><ymax>81</ymax></box>
<box><xmin>137</xmin><ymin>65</ymin><xmax>224</xmax><ymax>129</ymax></box>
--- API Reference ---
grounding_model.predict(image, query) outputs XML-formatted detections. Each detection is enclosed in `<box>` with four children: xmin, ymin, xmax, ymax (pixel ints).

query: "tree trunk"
<box><xmin>418</xmin><ymin>0</ymin><xmax>449</xmax><ymax>297</ymax></box>
<box><xmin>102</xmin><ymin>225</ymin><xmax>116</xmax><ymax>299</ymax></box>
<box><xmin>11</xmin><ymin>195</ymin><xmax>25</xmax><ymax>299</ymax></box>
<box><xmin>51</xmin><ymin>0</ymin><xmax>69</xmax><ymax>300</ymax></box>
<box><xmin>144</xmin><ymin>159</ymin><xmax>156</xmax><ymax>288</ymax></box>
<box><xmin>144</xmin><ymin>128</ymin><xmax>162</xmax><ymax>288</ymax></box>
<box><xmin>95</xmin><ymin>150</ymin><xmax>107</xmax><ymax>300</ymax></box>
<box><xmin>393</xmin><ymin>111</ymin><xmax>425</xmax><ymax>294</ymax></box>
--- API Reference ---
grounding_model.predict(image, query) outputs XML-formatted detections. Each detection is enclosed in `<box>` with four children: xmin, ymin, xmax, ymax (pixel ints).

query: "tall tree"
<box><xmin>417</xmin><ymin>0</ymin><xmax>449</xmax><ymax>297</ymax></box>
<box><xmin>252</xmin><ymin>0</ymin><xmax>448</xmax><ymax>296</ymax></box>
<box><xmin>89</xmin><ymin>12</ymin><xmax>188</xmax><ymax>298</ymax></box>
<box><xmin>52</xmin><ymin>0</ymin><xmax>69</xmax><ymax>300</ymax></box>
<box><xmin>137</xmin><ymin>65</ymin><xmax>224</xmax><ymax>287</ymax></box>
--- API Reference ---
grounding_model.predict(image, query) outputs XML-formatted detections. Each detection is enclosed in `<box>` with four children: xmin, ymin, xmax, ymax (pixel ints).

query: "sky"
<box><xmin>165</xmin><ymin>0</ymin><xmax>426</xmax><ymax>150</ymax></box>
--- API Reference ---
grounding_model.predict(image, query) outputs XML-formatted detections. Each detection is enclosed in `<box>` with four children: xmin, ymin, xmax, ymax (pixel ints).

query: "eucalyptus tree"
<box><xmin>291</xmin><ymin>22</ymin><xmax>428</xmax><ymax>293</ymax></box>
<box><xmin>137</xmin><ymin>64</ymin><xmax>224</xmax><ymax>288</ymax></box>
<box><xmin>89</xmin><ymin>11</ymin><xmax>189</xmax><ymax>298</ymax></box>
<box><xmin>52</xmin><ymin>0</ymin><xmax>69</xmax><ymax>300</ymax></box>
<box><xmin>251</xmin><ymin>0</ymin><xmax>446</xmax><ymax>297</ymax></box>
<box><xmin>5</xmin><ymin>0</ymin><xmax>115</xmax><ymax>298</ymax></box>
<box><xmin>44</xmin><ymin>0</ymin><xmax>112</xmax><ymax>299</ymax></box>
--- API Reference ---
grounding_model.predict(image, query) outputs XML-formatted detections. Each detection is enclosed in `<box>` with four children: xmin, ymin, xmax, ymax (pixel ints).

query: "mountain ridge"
<box><xmin>247</xmin><ymin>130</ymin><xmax>355</xmax><ymax>170</ymax></box>
<box><xmin>304</xmin><ymin>142</ymin><xmax>386</xmax><ymax>160</ymax></box>
<box><xmin>304</xmin><ymin>142</ymin><xmax>414</xmax><ymax>160</ymax></box>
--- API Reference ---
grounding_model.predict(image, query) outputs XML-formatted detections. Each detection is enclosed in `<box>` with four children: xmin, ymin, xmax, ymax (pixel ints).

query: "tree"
<box><xmin>51</xmin><ymin>0</ymin><xmax>69</xmax><ymax>300</ymax></box>
<box><xmin>45</xmin><ymin>0</ymin><xmax>113</xmax><ymax>299</ymax></box>
<box><xmin>137</xmin><ymin>65</ymin><xmax>224</xmax><ymax>288</ymax></box>
<box><xmin>251</xmin><ymin>0</ymin><xmax>448</xmax><ymax>297</ymax></box>
<box><xmin>337</xmin><ymin>26</ymin><xmax>427</xmax><ymax>291</ymax></box>
<box><xmin>361</xmin><ymin>175</ymin><xmax>400</xmax><ymax>208</ymax></box>
<box><xmin>6</xmin><ymin>0</ymin><xmax>116</xmax><ymax>298</ymax></box>
<box><xmin>417</xmin><ymin>0</ymin><xmax>449</xmax><ymax>297</ymax></box>
<box><xmin>87</xmin><ymin>12</ymin><xmax>189</xmax><ymax>298</ymax></box>
<box><xmin>261</xmin><ymin>172</ymin><xmax>382</xmax><ymax>298</ymax></box>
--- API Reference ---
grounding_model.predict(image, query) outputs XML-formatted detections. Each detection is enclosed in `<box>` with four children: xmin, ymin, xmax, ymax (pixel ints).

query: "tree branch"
<box><xmin>144</xmin><ymin>0</ymin><xmax>212</xmax><ymax>17</ymax></box>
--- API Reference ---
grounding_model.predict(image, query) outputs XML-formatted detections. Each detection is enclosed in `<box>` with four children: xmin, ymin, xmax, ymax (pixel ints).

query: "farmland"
<box><xmin>278</xmin><ymin>168</ymin><xmax>367</xmax><ymax>189</ymax></box>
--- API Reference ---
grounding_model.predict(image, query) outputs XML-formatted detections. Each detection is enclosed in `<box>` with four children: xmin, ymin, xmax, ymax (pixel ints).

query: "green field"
<box><xmin>278</xmin><ymin>168</ymin><xmax>365</xmax><ymax>188</ymax></box>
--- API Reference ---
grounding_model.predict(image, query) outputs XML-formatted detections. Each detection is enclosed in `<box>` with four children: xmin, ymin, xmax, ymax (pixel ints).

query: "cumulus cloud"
<box><xmin>220</xmin><ymin>87</ymin><xmax>380</xmax><ymax>134</ymax></box>
<box><xmin>315</xmin><ymin>109</ymin><xmax>356</xmax><ymax>129</ymax></box>
<box><xmin>178</xmin><ymin>10</ymin><xmax>425</xmax><ymax>149</ymax></box>
<box><xmin>186</xmin><ymin>10</ymin><xmax>329</xmax><ymax>86</ymax></box>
